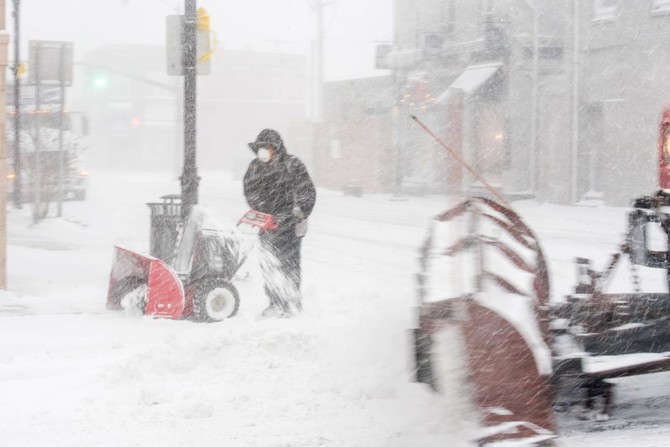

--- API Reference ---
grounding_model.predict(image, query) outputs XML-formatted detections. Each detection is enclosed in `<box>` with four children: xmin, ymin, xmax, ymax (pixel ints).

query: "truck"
<box><xmin>6</xmin><ymin>85</ymin><xmax>90</xmax><ymax>203</ymax></box>
<box><xmin>410</xmin><ymin>105</ymin><xmax>670</xmax><ymax>445</ymax></box>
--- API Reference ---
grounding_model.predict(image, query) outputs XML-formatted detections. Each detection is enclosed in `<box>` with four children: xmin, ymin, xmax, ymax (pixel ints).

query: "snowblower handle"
<box><xmin>238</xmin><ymin>210</ymin><xmax>278</xmax><ymax>231</ymax></box>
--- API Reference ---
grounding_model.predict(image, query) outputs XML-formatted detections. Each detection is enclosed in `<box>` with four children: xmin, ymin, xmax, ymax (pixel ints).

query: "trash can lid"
<box><xmin>160</xmin><ymin>194</ymin><xmax>182</xmax><ymax>203</ymax></box>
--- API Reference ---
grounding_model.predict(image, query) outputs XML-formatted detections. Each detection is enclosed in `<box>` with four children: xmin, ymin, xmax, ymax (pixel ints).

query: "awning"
<box><xmin>436</xmin><ymin>62</ymin><xmax>502</xmax><ymax>103</ymax></box>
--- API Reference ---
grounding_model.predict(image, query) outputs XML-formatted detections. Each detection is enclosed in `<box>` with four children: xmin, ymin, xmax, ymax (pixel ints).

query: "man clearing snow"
<box><xmin>243</xmin><ymin>128</ymin><xmax>316</xmax><ymax>318</ymax></box>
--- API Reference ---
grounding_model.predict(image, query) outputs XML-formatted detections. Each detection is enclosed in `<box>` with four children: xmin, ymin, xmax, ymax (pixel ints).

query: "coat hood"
<box><xmin>248</xmin><ymin>129</ymin><xmax>287</xmax><ymax>155</ymax></box>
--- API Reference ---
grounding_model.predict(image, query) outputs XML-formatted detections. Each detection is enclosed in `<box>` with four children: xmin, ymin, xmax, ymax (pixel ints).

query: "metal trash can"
<box><xmin>147</xmin><ymin>194</ymin><xmax>183</xmax><ymax>264</ymax></box>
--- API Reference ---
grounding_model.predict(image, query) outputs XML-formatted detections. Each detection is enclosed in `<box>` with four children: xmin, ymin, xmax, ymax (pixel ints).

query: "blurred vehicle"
<box><xmin>6</xmin><ymin>85</ymin><xmax>90</xmax><ymax>202</ymax></box>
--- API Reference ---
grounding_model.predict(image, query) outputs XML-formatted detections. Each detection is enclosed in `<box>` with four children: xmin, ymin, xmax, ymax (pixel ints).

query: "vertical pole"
<box><xmin>392</xmin><ymin>75</ymin><xmax>403</xmax><ymax>198</ymax></box>
<box><xmin>570</xmin><ymin>0</ymin><xmax>580</xmax><ymax>203</ymax></box>
<box><xmin>530</xmin><ymin>2</ymin><xmax>539</xmax><ymax>194</ymax></box>
<box><xmin>588</xmin><ymin>113</ymin><xmax>596</xmax><ymax>194</ymax></box>
<box><xmin>12</xmin><ymin>0</ymin><xmax>21</xmax><ymax>208</ymax></box>
<box><xmin>181</xmin><ymin>0</ymin><xmax>199</xmax><ymax>217</ymax></box>
<box><xmin>57</xmin><ymin>44</ymin><xmax>66</xmax><ymax>217</ymax></box>
<box><xmin>33</xmin><ymin>43</ymin><xmax>42</xmax><ymax>222</ymax></box>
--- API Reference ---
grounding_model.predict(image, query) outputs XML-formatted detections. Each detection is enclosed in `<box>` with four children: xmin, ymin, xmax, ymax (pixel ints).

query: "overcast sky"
<box><xmin>8</xmin><ymin>0</ymin><xmax>393</xmax><ymax>80</ymax></box>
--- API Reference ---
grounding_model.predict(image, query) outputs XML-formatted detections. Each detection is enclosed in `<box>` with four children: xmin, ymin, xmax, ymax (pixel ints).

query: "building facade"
<box><xmin>315</xmin><ymin>75</ymin><xmax>396</xmax><ymax>194</ymax></box>
<box><xmin>389</xmin><ymin>0</ymin><xmax>574</xmax><ymax>202</ymax></box>
<box><xmin>577</xmin><ymin>0</ymin><xmax>670</xmax><ymax>205</ymax></box>
<box><xmin>383</xmin><ymin>0</ymin><xmax>670</xmax><ymax>205</ymax></box>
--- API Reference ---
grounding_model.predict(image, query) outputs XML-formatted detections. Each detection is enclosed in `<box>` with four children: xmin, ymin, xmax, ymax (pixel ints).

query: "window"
<box><xmin>652</xmin><ymin>0</ymin><xmax>670</xmax><ymax>12</ymax></box>
<box><xmin>593</xmin><ymin>0</ymin><xmax>617</xmax><ymax>20</ymax></box>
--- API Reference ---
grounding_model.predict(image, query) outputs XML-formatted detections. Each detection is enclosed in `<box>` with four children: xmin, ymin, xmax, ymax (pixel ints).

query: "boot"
<box><xmin>260</xmin><ymin>303</ymin><xmax>292</xmax><ymax>318</ymax></box>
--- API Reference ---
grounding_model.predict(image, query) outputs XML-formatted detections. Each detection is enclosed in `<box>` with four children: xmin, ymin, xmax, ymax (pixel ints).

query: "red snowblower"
<box><xmin>410</xmin><ymin>108</ymin><xmax>670</xmax><ymax>445</ymax></box>
<box><xmin>106</xmin><ymin>195</ymin><xmax>276</xmax><ymax>322</ymax></box>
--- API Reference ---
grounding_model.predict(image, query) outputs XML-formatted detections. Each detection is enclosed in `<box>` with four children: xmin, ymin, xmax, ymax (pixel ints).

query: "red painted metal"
<box><xmin>461</xmin><ymin>299</ymin><xmax>556</xmax><ymax>439</ymax></box>
<box><xmin>659</xmin><ymin>105</ymin><xmax>670</xmax><ymax>190</ymax></box>
<box><xmin>107</xmin><ymin>245</ymin><xmax>151</xmax><ymax>311</ymax></box>
<box><xmin>107</xmin><ymin>246</ymin><xmax>185</xmax><ymax>319</ymax></box>
<box><xmin>418</xmin><ymin>197</ymin><xmax>557</xmax><ymax>444</ymax></box>
<box><xmin>144</xmin><ymin>256</ymin><xmax>185</xmax><ymax>319</ymax></box>
<box><xmin>238</xmin><ymin>210</ymin><xmax>277</xmax><ymax>231</ymax></box>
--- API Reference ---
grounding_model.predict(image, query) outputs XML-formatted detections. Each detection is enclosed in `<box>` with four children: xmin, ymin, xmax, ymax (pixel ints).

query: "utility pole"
<box><xmin>12</xmin><ymin>0</ymin><xmax>21</xmax><ymax>208</ymax></box>
<box><xmin>570</xmin><ymin>0</ymin><xmax>580</xmax><ymax>203</ymax></box>
<box><xmin>181</xmin><ymin>0</ymin><xmax>199</xmax><ymax>217</ymax></box>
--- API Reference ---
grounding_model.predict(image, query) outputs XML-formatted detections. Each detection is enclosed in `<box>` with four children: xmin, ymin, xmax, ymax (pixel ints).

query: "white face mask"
<box><xmin>257</xmin><ymin>148</ymin><xmax>271</xmax><ymax>163</ymax></box>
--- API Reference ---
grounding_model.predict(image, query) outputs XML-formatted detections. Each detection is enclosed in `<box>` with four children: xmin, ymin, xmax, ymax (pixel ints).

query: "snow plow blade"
<box><xmin>107</xmin><ymin>246</ymin><xmax>185</xmax><ymax>319</ymax></box>
<box><xmin>414</xmin><ymin>197</ymin><xmax>557</xmax><ymax>446</ymax></box>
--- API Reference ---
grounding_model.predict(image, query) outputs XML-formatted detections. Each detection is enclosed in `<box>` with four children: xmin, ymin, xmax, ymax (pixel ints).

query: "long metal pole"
<box><xmin>181</xmin><ymin>0</ymin><xmax>198</xmax><ymax>217</ymax></box>
<box><xmin>570</xmin><ymin>0</ymin><xmax>580</xmax><ymax>203</ymax></box>
<box><xmin>410</xmin><ymin>114</ymin><xmax>509</xmax><ymax>206</ymax></box>
<box><xmin>33</xmin><ymin>43</ymin><xmax>42</xmax><ymax>222</ymax></box>
<box><xmin>12</xmin><ymin>0</ymin><xmax>21</xmax><ymax>208</ymax></box>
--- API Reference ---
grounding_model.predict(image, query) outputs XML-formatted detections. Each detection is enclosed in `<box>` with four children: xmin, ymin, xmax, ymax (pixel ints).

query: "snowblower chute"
<box><xmin>107</xmin><ymin>246</ymin><xmax>184</xmax><ymax>319</ymax></box>
<box><xmin>107</xmin><ymin>205</ymin><xmax>276</xmax><ymax>322</ymax></box>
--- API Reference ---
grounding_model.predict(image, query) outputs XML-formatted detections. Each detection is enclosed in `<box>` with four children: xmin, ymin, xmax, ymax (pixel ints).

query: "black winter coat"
<box><xmin>243</xmin><ymin>151</ymin><xmax>316</xmax><ymax>229</ymax></box>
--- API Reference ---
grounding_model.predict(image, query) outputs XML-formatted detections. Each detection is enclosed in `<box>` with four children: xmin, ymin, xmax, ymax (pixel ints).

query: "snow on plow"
<box><xmin>107</xmin><ymin>206</ymin><xmax>276</xmax><ymax>322</ymax></box>
<box><xmin>414</xmin><ymin>196</ymin><xmax>557</xmax><ymax>446</ymax></box>
<box><xmin>407</xmin><ymin>109</ymin><xmax>670</xmax><ymax>445</ymax></box>
<box><xmin>414</xmin><ymin>195</ymin><xmax>670</xmax><ymax>445</ymax></box>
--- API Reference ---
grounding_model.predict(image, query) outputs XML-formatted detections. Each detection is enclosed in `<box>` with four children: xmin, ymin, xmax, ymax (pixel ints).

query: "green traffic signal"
<box><xmin>92</xmin><ymin>74</ymin><xmax>108</xmax><ymax>90</ymax></box>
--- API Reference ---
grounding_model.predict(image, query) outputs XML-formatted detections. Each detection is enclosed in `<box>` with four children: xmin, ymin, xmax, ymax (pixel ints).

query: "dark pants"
<box><xmin>259</xmin><ymin>226</ymin><xmax>302</xmax><ymax>312</ymax></box>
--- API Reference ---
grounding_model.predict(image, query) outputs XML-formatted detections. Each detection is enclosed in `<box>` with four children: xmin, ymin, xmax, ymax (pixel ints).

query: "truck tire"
<box><xmin>192</xmin><ymin>277</ymin><xmax>240</xmax><ymax>322</ymax></box>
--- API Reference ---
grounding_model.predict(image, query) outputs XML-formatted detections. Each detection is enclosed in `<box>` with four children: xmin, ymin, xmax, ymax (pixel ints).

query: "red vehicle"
<box><xmin>107</xmin><ymin>207</ymin><xmax>276</xmax><ymax>322</ymax></box>
<box><xmin>659</xmin><ymin>105</ymin><xmax>670</xmax><ymax>190</ymax></box>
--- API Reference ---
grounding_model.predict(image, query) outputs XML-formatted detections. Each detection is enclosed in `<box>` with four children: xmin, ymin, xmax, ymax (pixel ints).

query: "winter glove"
<box><xmin>272</xmin><ymin>213</ymin><xmax>293</xmax><ymax>229</ymax></box>
<box><xmin>292</xmin><ymin>206</ymin><xmax>305</xmax><ymax>220</ymax></box>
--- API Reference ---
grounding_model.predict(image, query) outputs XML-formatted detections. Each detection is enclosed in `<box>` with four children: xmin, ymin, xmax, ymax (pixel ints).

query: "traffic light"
<box><xmin>91</xmin><ymin>73</ymin><xmax>109</xmax><ymax>91</ymax></box>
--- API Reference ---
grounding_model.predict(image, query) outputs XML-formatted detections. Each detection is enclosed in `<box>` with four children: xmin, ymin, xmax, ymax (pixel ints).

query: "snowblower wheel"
<box><xmin>193</xmin><ymin>278</ymin><xmax>240</xmax><ymax>322</ymax></box>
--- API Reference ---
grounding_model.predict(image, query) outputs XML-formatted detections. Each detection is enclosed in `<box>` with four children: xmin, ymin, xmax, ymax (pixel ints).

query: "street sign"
<box><xmin>28</xmin><ymin>40</ymin><xmax>73</xmax><ymax>86</ymax></box>
<box><xmin>166</xmin><ymin>15</ymin><xmax>211</xmax><ymax>76</ymax></box>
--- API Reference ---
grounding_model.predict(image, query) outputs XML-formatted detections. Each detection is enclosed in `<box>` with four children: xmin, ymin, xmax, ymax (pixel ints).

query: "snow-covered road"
<box><xmin>2</xmin><ymin>170</ymin><xmax>670</xmax><ymax>446</ymax></box>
